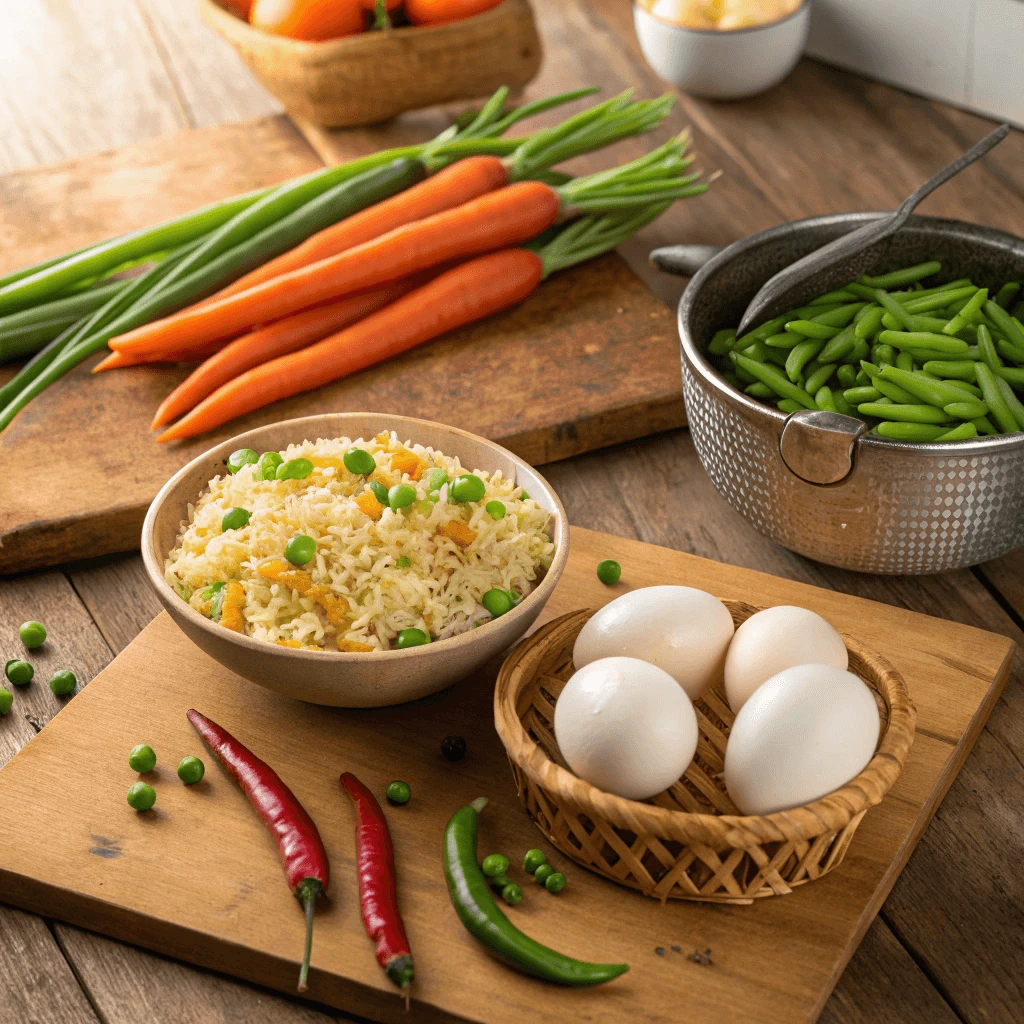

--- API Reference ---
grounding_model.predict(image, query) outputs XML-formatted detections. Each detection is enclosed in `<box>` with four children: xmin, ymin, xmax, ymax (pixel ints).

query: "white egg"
<box><xmin>724</xmin><ymin>605</ymin><xmax>848</xmax><ymax>713</ymax></box>
<box><xmin>554</xmin><ymin>657</ymin><xmax>698</xmax><ymax>801</ymax></box>
<box><xmin>724</xmin><ymin>664</ymin><xmax>880</xmax><ymax>816</ymax></box>
<box><xmin>573</xmin><ymin>586</ymin><xmax>734</xmax><ymax>700</ymax></box>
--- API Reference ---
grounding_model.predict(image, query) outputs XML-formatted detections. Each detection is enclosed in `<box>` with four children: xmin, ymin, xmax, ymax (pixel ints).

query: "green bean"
<box><xmin>983</xmin><ymin>300</ymin><xmax>1024</xmax><ymax>350</ymax></box>
<box><xmin>733</xmin><ymin>363</ymin><xmax>757</xmax><ymax>384</ymax></box>
<box><xmin>997</xmin><ymin>339</ymin><xmax>1024</xmax><ymax>365</ymax></box>
<box><xmin>732</xmin><ymin>353</ymin><xmax>817</xmax><ymax>409</ymax></box>
<box><xmin>855</xmin><ymin>368</ymin><xmax>871</xmax><ymax>385</ymax></box>
<box><xmin>784</xmin><ymin>320</ymin><xmax>841</xmax><ymax>340</ymax></box>
<box><xmin>844</xmin><ymin>386</ymin><xmax>883</xmax><ymax>404</ymax></box>
<box><xmin>744</xmin><ymin>381</ymin><xmax>775</xmax><ymax>399</ymax></box>
<box><xmin>994</xmin><ymin>282</ymin><xmax>1021</xmax><ymax>309</ymax></box>
<box><xmin>942</xmin><ymin>287</ymin><xmax>987</xmax><ymax>335</ymax></box>
<box><xmin>810</xmin><ymin>289</ymin><xmax>859</xmax><ymax>305</ymax></box>
<box><xmin>935</xmin><ymin>422</ymin><xmax>979</xmax><ymax>441</ymax></box>
<box><xmin>973</xmin><ymin>415</ymin><xmax>998</xmax><ymax>435</ymax></box>
<box><xmin>994</xmin><ymin>374</ymin><xmax>1024</xmax><ymax>429</ymax></box>
<box><xmin>877</xmin><ymin>366</ymin><xmax>980</xmax><ymax>409</ymax></box>
<box><xmin>786</xmin><ymin>339</ymin><xmax>824</xmax><ymax>381</ymax></box>
<box><xmin>860</xmin><ymin>262</ymin><xmax>942</xmax><ymax>289</ymax></box>
<box><xmin>976</xmin><ymin>324</ymin><xmax>1002</xmax><ymax>372</ymax></box>
<box><xmin>737</xmin><ymin>313</ymin><xmax>795</xmax><ymax>346</ymax></box>
<box><xmin>723</xmin><ymin>371</ymin><xmax>743</xmax><ymax>389</ymax></box>
<box><xmin>943</xmin><ymin>400</ymin><xmax>988</xmax><ymax>419</ymax></box>
<box><xmin>764</xmin><ymin>332</ymin><xmax>803</xmax><ymax>349</ymax></box>
<box><xmin>871</xmin><ymin>342</ymin><xmax>896</xmax><ymax>367</ymax></box>
<box><xmin>858</xmin><ymin>403</ymin><xmax>950</xmax><ymax>423</ymax></box>
<box><xmin>877</xmin><ymin>330</ymin><xmax>969</xmax><ymax>355</ymax></box>
<box><xmin>708</xmin><ymin>329</ymin><xmax>737</xmax><ymax>355</ymax></box>
<box><xmin>856</xmin><ymin>285</ymin><xmax>920</xmax><ymax>331</ymax></box>
<box><xmin>818</xmin><ymin>325</ymin><xmax>858</xmax><ymax>363</ymax></box>
<box><xmin>777</xmin><ymin>399</ymin><xmax>803</xmax><ymax>413</ymax></box>
<box><xmin>763</xmin><ymin>347</ymin><xmax>789</xmax><ymax>368</ymax></box>
<box><xmin>974</xmin><ymin>362</ymin><xmax>1018</xmax><ymax>433</ymax></box>
<box><xmin>860</xmin><ymin>363</ymin><xmax>917</xmax><ymax>404</ymax></box>
<box><xmin>836</xmin><ymin>364</ymin><xmax>858</xmax><ymax>389</ymax></box>
<box><xmin>923</xmin><ymin>360</ymin><xmax>977</xmax><ymax>381</ymax></box>
<box><xmin>891</xmin><ymin>278</ymin><xmax>972</xmax><ymax>300</ymax></box>
<box><xmin>854</xmin><ymin>306</ymin><xmax>886</xmax><ymax>340</ymax></box>
<box><xmin>843</xmin><ymin>337</ymin><xmax>870</xmax><ymax>364</ymax></box>
<box><xmin>899</xmin><ymin>286</ymin><xmax>979</xmax><ymax>314</ymax></box>
<box><xmin>833</xmin><ymin>388</ymin><xmax>854</xmax><ymax>416</ymax></box>
<box><xmin>810</xmin><ymin>303</ymin><xmax>866</xmax><ymax>328</ymax></box>
<box><xmin>896</xmin><ymin>351</ymin><xmax>915</xmax><ymax>371</ymax></box>
<box><xmin>875</xmin><ymin>422</ymin><xmax>949</xmax><ymax>441</ymax></box>
<box><xmin>1012</xmin><ymin>299</ymin><xmax>1024</xmax><ymax>322</ymax></box>
<box><xmin>737</xmin><ymin>339</ymin><xmax>770</xmax><ymax>361</ymax></box>
<box><xmin>882</xmin><ymin>312</ymin><xmax>951</xmax><ymax>333</ymax></box>
<box><xmin>805</xmin><ymin>363</ymin><xmax>837</xmax><ymax>394</ymax></box>
<box><xmin>815</xmin><ymin>386</ymin><xmax>837</xmax><ymax>412</ymax></box>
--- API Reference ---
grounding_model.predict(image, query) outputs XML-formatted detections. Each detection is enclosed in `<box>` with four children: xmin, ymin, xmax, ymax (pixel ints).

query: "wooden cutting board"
<box><xmin>0</xmin><ymin>117</ymin><xmax>682</xmax><ymax>575</ymax></box>
<box><xmin>0</xmin><ymin>527</ymin><xmax>1013</xmax><ymax>1024</ymax></box>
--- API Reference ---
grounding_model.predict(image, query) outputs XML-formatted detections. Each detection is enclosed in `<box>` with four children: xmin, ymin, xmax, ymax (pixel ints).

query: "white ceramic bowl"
<box><xmin>142</xmin><ymin>413</ymin><xmax>568</xmax><ymax>708</ymax></box>
<box><xmin>633</xmin><ymin>2</ymin><xmax>810</xmax><ymax>100</ymax></box>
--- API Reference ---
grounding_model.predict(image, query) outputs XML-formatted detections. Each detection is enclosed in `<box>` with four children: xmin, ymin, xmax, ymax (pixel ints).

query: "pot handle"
<box><xmin>779</xmin><ymin>410</ymin><xmax>867</xmax><ymax>486</ymax></box>
<box><xmin>649</xmin><ymin>244</ymin><xmax>725</xmax><ymax>277</ymax></box>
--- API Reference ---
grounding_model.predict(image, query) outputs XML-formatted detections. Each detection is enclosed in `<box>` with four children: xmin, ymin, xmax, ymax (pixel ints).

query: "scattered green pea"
<box><xmin>256</xmin><ymin>451</ymin><xmax>283</xmax><ymax>480</ymax></box>
<box><xmin>226</xmin><ymin>448</ymin><xmax>258</xmax><ymax>474</ymax></box>
<box><xmin>221</xmin><ymin>507</ymin><xmax>251</xmax><ymax>532</ymax></box>
<box><xmin>285</xmin><ymin>534</ymin><xmax>317</xmax><ymax>566</ymax></box>
<box><xmin>596</xmin><ymin>559</ymin><xmax>622</xmax><ymax>585</ymax></box>
<box><xmin>533</xmin><ymin>863</ymin><xmax>554</xmax><ymax>885</ymax></box>
<box><xmin>177</xmin><ymin>755</ymin><xmax>205</xmax><ymax>785</ymax></box>
<box><xmin>368</xmin><ymin>481</ymin><xmax>390</xmax><ymax>506</ymax></box>
<box><xmin>485</xmin><ymin>500</ymin><xmax>506</xmax><ymax>520</ymax></box>
<box><xmin>127</xmin><ymin>782</ymin><xmax>156</xmax><ymax>812</ymax></box>
<box><xmin>396</xmin><ymin>556</ymin><xmax>410</xmax><ymax>568</ymax></box>
<box><xmin>396</xmin><ymin>628</ymin><xmax>429</xmax><ymax>649</ymax></box>
<box><xmin>386</xmin><ymin>780</ymin><xmax>411</xmax><ymax>805</ymax></box>
<box><xmin>523</xmin><ymin>848</ymin><xmax>546</xmax><ymax>874</ymax></box>
<box><xmin>450</xmin><ymin>473</ymin><xmax>486</xmax><ymax>503</ymax></box>
<box><xmin>128</xmin><ymin>744</ymin><xmax>157</xmax><ymax>773</ymax></box>
<box><xmin>502</xmin><ymin>883</ymin><xmax>523</xmax><ymax>906</ymax></box>
<box><xmin>49</xmin><ymin>670</ymin><xmax>76</xmax><ymax>696</ymax></box>
<box><xmin>19</xmin><ymin>621</ymin><xmax>46</xmax><ymax>649</ymax></box>
<box><xmin>388</xmin><ymin>483</ymin><xmax>417</xmax><ymax>512</ymax></box>
<box><xmin>5</xmin><ymin>660</ymin><xmax>33</xmax><ymax>686</ymax></box>
<box><xmin>545</xmin><ymin>872</ymin><xmax>567</xmax><ymax>894</ymax></box>
<box><xmin>0</xmin><ymin>689</ymin><xmax>12</xmax><ymax>716</ymax></box>
<box><xmin>343</xmin><ymin>448</ymin><xmax>376</xmax><ymax>475</ymax></box>
<box><xmin>482</xmin><ymin>588</ymin><xmax>513</xmax><ymax>618</ymax></box>
<box><xmin>276</xmin><ymin>457</ymin><xmax>314</xmax><ymax>481</ymax></box>
<box><xmin>482</xmin><ymin>854</ymin><xmax>510</xmax><ymax>878</ymax></box>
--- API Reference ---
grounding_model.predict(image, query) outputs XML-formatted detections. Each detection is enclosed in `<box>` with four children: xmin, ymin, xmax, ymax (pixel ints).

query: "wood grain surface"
<box><xmin>0</xmin><ymin>527</ymin><xmax>1013</xmax><ymax>1024</ymax></box>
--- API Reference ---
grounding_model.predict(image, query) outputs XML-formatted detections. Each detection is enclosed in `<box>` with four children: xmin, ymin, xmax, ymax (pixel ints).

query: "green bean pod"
<box><xmin>777</xmin><ymin>399</ymin><xmax>803</xmax><ymax>414</ymax></box>
<box><xmin>857</xmin><ymin>403</ymin><xmax>950</xmax><ymax>424</ymax></box>
<box><xmin>810</xmin><ymin>302</ymin><xmax>866</xmax><ymax>328</ymax></box>
<box><xmin>877</xmin><ymin>330</ymin><xmax>970</xmax><ymax>356</ymax></box>
<box><xmin>744</xmin><ymin>382</ymin><xmax>775</xmax><ymax>399</ymax></box>
<box><xmin>942</xmin><ymin>287</ymin><xmax>987</xmax><ymax>335</ymax></box>
<box><xmin>994</xmin><ymin>282</ymin><xmax>1021</xmax><ymax>309</ymax></box>
<box><xmin>836</xmin><ymin>364</ymin><xmax>858</xmax><ymax>389</ymax></box>
<box><xmin>943</xmin><ymin>401</ymin><xmax>989</xmax><ymax>420</ymax></box>
<box><xmin>899</xmin><ymin>286</ymin><xmax>979</xmax><ymax>314</ymax></box>
<box><xmin>444</xmin><ymin>799</ymin><xmax>628</xmax><ymax>986</ymax></box>
<box><xmin>844</xmin><ymin>386</ymin><xmax>883</xmax><ymax>405</ymax></box>
<box><xmin>784</xmin><ymin>320</ymin><xmax>841</xmax><ymax>340</ymax></box>
<box><xmin>973</xmin><ymin>416</ymin><xmax>998</xmax><ymax>435</ymax></box>
<box><xmin>708</xmin><ymin>329</ymin><xmax>737</xmax><ymax>355</ymax></box>
<box><xmin>786</xmin><ymin>339</ymin><xmax>825</xmax><ymax>381</ymax></box>
<box><xmin>994</xmin><ymin>374</ymin><xmax>1024</xmax><ymax>430</ymax></box>
<box><xmin>983</xmin><ymin>300</ymin><xmax>1024</xmax><ymax>350</ymax></box>
<box><xmin>936</xmin><ymin>422</ymin><xmax>979</xmax><ymax>441</ymax></box>
<box><xmin>854</xmin><ymin>306</ymin><xmax>886</xmax><ymax>340</ymax></box>
<box><xmin>810</xmin><ymin>288</ymin><xmax>859</xmax><ymax>305</ymax></box>
<box><xmin>732</xmin><ymin>353</ymin><xmax>817</xmax><ymax>409</ymax></box>
<box><xmin>875</xmin><ymin>422</ymin><xmax>949</xmax><ymax>441</ymax></box>
<box><xmin>895</xmin><ymin>351</ymin><xmax>915</xmax><ymax>372</ymax></box>
<box><xmin>877</xmin><ymin>366</ymin><xmax>979</xmax><ymax>408</ymax></box>
<box><xmin>974</xmin><ymin>362</ymin><xmax>1019</xmax><ymax>433</ymax></box>
<box><xmin>764</xmin><ymin>332</ymin><xmax>803</xmax><ymax>349</ymax></box>
<box><xmin>859</xmin><ymin>261</ymin><xmax>942</xmax><ymax>289</ymax></box>
<box><xmin>818</xmin><ymin>325</ymin><xmax>858</xmax><ymax>363</ymax></box>
<box><xmin>804</xmin><ymin>363</ymin><xmax>838</xmax><ymax>394</ymax></box>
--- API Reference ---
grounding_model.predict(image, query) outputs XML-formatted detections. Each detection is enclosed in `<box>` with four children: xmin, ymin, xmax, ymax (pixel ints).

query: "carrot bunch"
<box><xmin>98</xmin><ymin>121</ymin><xmax>709</xmax><ymax>441</ymax></box>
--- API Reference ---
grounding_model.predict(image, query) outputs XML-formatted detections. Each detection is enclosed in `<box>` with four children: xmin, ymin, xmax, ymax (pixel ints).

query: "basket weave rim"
<box><xmin>494</xmin><ymin>606</ymin><xmax>917</xmax><ymax>848</ymax></box>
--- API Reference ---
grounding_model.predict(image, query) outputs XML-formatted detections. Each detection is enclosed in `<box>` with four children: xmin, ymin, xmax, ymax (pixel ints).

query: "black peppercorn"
<box><xmin>441</xmin><ymin>735</ymin><xmax>467</xmax><ymax>762</ymax></box>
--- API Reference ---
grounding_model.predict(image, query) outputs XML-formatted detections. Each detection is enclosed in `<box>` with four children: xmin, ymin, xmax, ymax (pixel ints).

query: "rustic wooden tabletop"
<box><xmin>1</xmin><ymin>2</ymin><xmax>1022</xmax><ymax>1023</ymax></box>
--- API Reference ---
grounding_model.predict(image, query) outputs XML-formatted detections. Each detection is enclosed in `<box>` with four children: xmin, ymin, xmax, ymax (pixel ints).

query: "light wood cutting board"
<box><xmin>0</xmin><ymin>116</ymin><xmax>682</xmax><ymax>575</ymax></box>
<box><xmin>0</xmin><ymin>527</ymin><xmax>1013</xmax><ymax>1024</ymax></box>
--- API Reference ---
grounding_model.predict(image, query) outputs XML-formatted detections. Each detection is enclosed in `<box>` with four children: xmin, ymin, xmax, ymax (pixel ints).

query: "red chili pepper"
<box><xmin>187</xmin><ymin>710</ymin><xmax>329</xmax><ymax>992</ymax></box>
<box><xmin>339</xmin><ymin>772</ymin><xmax>414</xmax><ymax>992</ymax></box>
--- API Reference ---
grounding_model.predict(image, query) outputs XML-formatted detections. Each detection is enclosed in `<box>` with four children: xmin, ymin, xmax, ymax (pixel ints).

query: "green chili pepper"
<box><xmin>443</xmin><ymin>798</ymin><xmax>628</xmax><ymax>986</ymax></box>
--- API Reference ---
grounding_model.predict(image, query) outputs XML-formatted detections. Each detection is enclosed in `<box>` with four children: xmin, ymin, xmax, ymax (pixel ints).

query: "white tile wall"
<box><xmin>806</xmin><ymin>0</ymin><xmax>1024</xmax><ymax>127</ymax></box>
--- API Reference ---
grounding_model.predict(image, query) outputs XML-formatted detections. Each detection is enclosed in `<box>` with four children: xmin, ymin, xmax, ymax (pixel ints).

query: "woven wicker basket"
<box><xmin>494</xmin><ymin>604</ymin><xmax>916</xmax><ymax>904</ymax></box>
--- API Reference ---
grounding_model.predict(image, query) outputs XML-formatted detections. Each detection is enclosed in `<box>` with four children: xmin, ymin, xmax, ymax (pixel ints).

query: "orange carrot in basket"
<box><xmin>156</xmin><ymin>249</ymin><xmax>544</xmax><ymax>441</ymax></box>
<box><xmin>108</xmin><ymin>182</ymin><xmax>561</xmax><ymax>360</ymax></box>
<box><xmin>210</xmin><ymin>156</ymin><xmax>509</xmax><ymax>301</ymax></box>
<box><xmin>150</xmin><ymin>279</ymin><xmax>418</xmax><ymax>429</ymax></box>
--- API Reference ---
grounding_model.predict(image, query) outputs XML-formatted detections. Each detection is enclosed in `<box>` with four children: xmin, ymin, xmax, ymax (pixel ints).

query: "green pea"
<box><xmin>276</xmin><ymin>457</ymin><xmax>314</xmax><ymax>481</ymax></box>
<box><xmin>485</xmin><ymin>500</ymin><xmax>506</xmax><ymax>520</ymax></box>
<box><xmin>482</xmin><ymin>589</ymin><xmax>513</xmax><ymax>618</ymax></box>
<box><xmin>256</xmin><ymin>451</ymin><xmax>283</xmax><ymax>480</ymax></box>
<box><xmin>128</xmin><ymin>744</ymin><xmax>157</xmax><ymax>773</ymax></box>
<box><xmin>396</xmin><ymin>556</ymin><xmax>410</xmax><ymax>568</ymax></box>
<box><xmin>482</xmin><ymin>854</ymin><xmax>510</xmax><ymax>878</ymax></box>
<box><xmin>368</xmin><ymin>481</ymin><xmax>390</xmax><ymax>506</ymax></box>
<box><xmin>386</xmin><ymin>780</ymin><xmax>411</xmax><ymax>805</ymax></box>
<box><xmin>19</xmin><ymin>621</ymin><xmax>46</xmax><ymax>649</ymax></box>
<box><xmin>343</xmin><ymin>448</ymin><xmax>376</xmax><ymax>475</ymax></box>
<box><xmin>428</xmin><ymin>468</ymin><xmax>449</xmax><ymax>493</ymax></box>
<box><xmin>519</xmin><ymin>489</ymin><xmax>529</xmax><ymax>500</ymax></box>
<box><xmin>545</xmin><ymin>872</ymin><xmax>567</xmax><ymax>894</ymax></box>
<box><xmin>596</xmin><ymin>559</ymin><xmax>621</xmax><ymax>585</ymax></box>
<box><xmin>534</xmin><ymin>863</ymin><xmax>554</xmax><ymax>885</ymax></box>
<box><xmin>226</xmin><ymin>448</ymin><xmax>258</xmax><ymax>475</ymax></box>
<box><xmin>285</xmin><ymin>534</ymin><xmax>317</xmax><ymax>566</ymax></box>
<box><xmin>221</xmin><ymin>507</ymin><xmax>251</xmax><ymax>532</ymax></box>
<box><xmin>502</xmin><ymin>883</ymin><xmax>523</xmax><ymax>906</ymax></box>
<box><xmin>49</xmin><ymin>670</ymin><xmax>76</xmax><ymax>696</ymax></box>
<box><xmin>488</xmin><ymin>873</ymin><xmax>512</xmax><ymax>891</ymax></box>
<box><xmin>177</xmin><ymin>756</ymin><xmax>205</xmax><ymax>785</ymax></box>
<box><xmin>388</xmin><ymin>483</ymin><xmax>416</xmax><ymax>512</ymax></box>
<box><xmin>5</xmin><ymin>660</ymin><xmax>33</xmax><ymax>686</ymax></box>
<box><xmin>450</xmin><ymin>474</ymin><xmax>486</xmax><ymax>503</ymax></box>
<box><xmin>396</xmin><ymin>628</ymin><xmax>429</xmax><ymax>649</ymax></box>
<box><xmin>523</xmin><ymin>848</ymin><xmax>546</xmax><ymax>874</ymax></box>
<box><xmin>127</xmin><ymin>782</ymin><xmax>156</xmax><ymax>812</ymax></box>
<box><xmin>0</xmin><ymin>689</ymin><xmax>12</xmax><ymax>716</ymax></box>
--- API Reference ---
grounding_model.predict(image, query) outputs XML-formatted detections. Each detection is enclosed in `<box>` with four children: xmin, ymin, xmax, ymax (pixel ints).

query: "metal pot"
<box><xmin>660</xmin><ymin>213</ymin><xmax>1024</xmax><ymax>575</ymax></box>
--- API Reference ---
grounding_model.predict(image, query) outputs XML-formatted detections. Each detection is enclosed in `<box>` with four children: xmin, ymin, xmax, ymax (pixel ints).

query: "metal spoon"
<box><xmin>727</xmin><ymin>123</ymin><xmax>1010</xmax><ymax>336</ymax></box>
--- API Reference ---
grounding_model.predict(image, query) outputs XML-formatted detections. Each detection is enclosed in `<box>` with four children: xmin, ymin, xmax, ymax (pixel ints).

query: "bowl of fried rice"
<box><xmin>142</xmin><ymin>413</ymin><xmax>568</xmax><ymax>707</ymax></box>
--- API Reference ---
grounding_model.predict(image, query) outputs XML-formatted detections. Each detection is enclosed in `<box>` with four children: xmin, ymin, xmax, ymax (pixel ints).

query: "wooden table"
<box><xmin>1</xmin><ymin>3</ymin><xmax>1022</xmax><ymax>1023</ymax></box>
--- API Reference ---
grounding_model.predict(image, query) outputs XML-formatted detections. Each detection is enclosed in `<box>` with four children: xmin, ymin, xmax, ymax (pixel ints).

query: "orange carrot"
<box><xmin>157</xmin><ymin>249</ymin><xmax>544</xmax><ymax>442</ymax></box>
<box><xmin>93</xmin><ymin>339</ymin><xmax>226</xmax><ymax>372</ymax></box>
<box><xmin>110</xmin><ymin>182</ymin><xmax>561</xmax><ymax>360</ymax></box>
<box><xmin>150</xmin><ymin>280</ymin><xmax>417</xmax><ymax>429</ymax></box>
<box><xmin>210</xmin><ymin>155</ymin><xmax>508</xmax><ymax>301</ymax></box>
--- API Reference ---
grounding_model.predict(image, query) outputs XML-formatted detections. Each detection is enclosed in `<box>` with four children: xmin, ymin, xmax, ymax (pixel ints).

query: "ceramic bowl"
<box><xmin>142</xmin><ymin>413</ymin><xmax>568</xmax><ymax>707</ymax></box>
<box><xmin>633</xmin><ymin>2</ymin><xmax>810</xmax><ymax>100</ymax></box>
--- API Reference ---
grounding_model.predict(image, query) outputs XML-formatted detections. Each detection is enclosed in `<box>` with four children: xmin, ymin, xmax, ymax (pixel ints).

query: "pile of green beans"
<box><xmin>710</xmin><ymin>261</ymin><xmax>1024</xmax><ymax>442</ymax></box>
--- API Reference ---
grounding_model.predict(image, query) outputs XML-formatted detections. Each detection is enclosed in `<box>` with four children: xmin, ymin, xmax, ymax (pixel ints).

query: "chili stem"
<box><xmin>298</xmin><ymin>886</ymin><xmax>317</xmax><ymax>993</ymax></box>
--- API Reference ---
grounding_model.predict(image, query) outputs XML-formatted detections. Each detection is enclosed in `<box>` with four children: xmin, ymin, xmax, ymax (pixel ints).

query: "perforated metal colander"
<box><xmin>670</xmin><ymin>213</ymin><xmax>1024</xmax><ymax>575</ymax></box>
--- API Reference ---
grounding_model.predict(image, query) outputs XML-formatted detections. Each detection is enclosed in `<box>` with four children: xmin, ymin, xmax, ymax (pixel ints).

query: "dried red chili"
<box><xmin>339</xmin><ymin>772</ymin><xmax>414</xmax><ymax>991</ymax></box>
<box><xmin>187</xmin><ymin>709</ymin><xmax>329</xmax><ymax>992</ymax></box>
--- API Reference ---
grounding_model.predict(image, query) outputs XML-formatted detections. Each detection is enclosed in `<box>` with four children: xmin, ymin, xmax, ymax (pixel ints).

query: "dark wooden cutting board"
<box><xmin>0</xmin><ymin>116</ymin><xmax>682</xmax><ymax>575</ymax></box>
